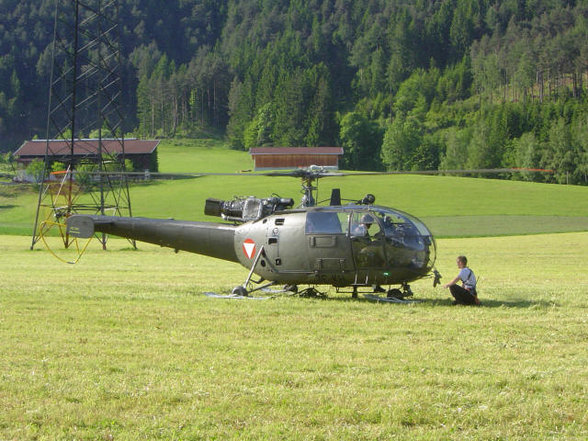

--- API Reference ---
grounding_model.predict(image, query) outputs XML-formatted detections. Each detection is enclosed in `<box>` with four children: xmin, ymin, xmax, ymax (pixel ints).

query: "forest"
<box><xmin>0</xmin><ymin>0</ymin><xmax>587</xmax><ymax>184</ymax></box>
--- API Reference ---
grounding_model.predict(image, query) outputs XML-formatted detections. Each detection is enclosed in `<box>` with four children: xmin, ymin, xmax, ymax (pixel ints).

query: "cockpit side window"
<box><xmin>371</xmin><ymin>208</ymin><xmax>433</xmax><ymax>238</ymax></box>
<box><xmin>370</xmin><ymin>211</ymin><xmax>403</xmax><ymax>236</ymax></box>
<box><xmin>305</xmin><ymin>211</ymin><xmax>347</xmax><ymax>234</ymax></box>
<box><xmin>350</xmin><ymin>211</ymin><xmax>383</xmax><ymax>238</ymax></box>
<box><xmin>376</xmin><ymin>212</ymin><xmax>404</xmax><ymax>227</ymax></box>
<box><xmin>371</xmin><ymin>210</ymin><xmax>425</xmax><ymax>242</ymax></box>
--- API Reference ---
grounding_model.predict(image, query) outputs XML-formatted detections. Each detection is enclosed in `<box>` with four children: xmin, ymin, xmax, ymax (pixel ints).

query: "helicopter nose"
<box><xmin>403</xmin><ymin>229</ymin><xmax>436</xmax><ymax>272</ymax></box>
<box><xmin>418</xmin><ymin>234</ymin><xmax>436</xmax><ymax>271</ymax></box>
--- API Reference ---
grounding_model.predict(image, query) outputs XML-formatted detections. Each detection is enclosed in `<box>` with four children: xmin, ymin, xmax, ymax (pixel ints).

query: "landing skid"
<box><xmin>226</xmin><ymin>245</ymin><xmax>276</xmax><ymax>297</ymax></box>
<box><xmin>205</xmin><ymin>284</ymin><xmax>324</xmax><ymax>300</ymax></box>
<box><xmin>207</xmin><ymin>246</ymin><xmax>293</xmax><ymax>299</ymax></box>
<box><xmin>363</xmin><ymin>294</ymin><xmax>420</xmax><ymax>303</ymax></box>
<box><xmin>292</xmin><ymin>287</ymin><xmax>327</xmax><ymax>298</ymax></box>
<box><xmin>204</xmin><ymin>292</ymin><xmax>270</xmax><ymax>300</ymax></box>
<box><xmin>338</xmin><ymin>282</ymin><xmax>414</xmax><ymax>300</ymax></box>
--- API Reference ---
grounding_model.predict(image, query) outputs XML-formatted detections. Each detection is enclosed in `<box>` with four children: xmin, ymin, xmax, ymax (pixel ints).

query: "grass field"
<box><xmin>0</xmin><ymin>233</ymin><xmax>586</xmax><ymax>440</ymax></box>
<box><xmin>0</xmin><ymin>139</ymin><xmax>587</xmax><ymax>439</ymax></box>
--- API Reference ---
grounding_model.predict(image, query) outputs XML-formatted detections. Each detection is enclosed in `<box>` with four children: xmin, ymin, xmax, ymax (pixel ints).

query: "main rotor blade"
<box><xmin>51</xmin><ymin>170</ymin><xmax>261</xmax><ymax>179</ymax></box>
<box><xmin>334</xmin><ymin>167</ymin><xmax>554</xmax><ymax>176</ymax></box>
<box><xmin>262</xmin><ymin>170</ymin><xmax>344</xmax><ymax>178</ymax></box>
<box><xmin>52</xmin><ymin>167</ymin><xmax>553</xmax><ymax>180</ymax></box>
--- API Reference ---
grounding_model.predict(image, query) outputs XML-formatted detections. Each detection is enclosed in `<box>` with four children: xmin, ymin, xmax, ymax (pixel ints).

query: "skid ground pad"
<box><xmin>204</xmin><ymin>292</ymin><xmax>270</xmax><ymax>300</ymax></box>
<box><xmin>363</xmin><ymin>294</ymin><xmax>420</xmax><ymax>303</ymax></box>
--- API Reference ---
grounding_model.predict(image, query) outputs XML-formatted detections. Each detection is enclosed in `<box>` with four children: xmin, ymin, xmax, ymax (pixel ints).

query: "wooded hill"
<box><xmin>1</xmin><ymin>0</ymin><xmax>587</xmax><ymax>184</ymax></box>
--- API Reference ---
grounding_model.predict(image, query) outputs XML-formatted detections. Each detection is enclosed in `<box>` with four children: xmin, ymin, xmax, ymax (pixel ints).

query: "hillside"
<box><xmin>1</xmin><ymin>139</ymin><xmax>587</xmax><ymax>237</ymax></box>
<box><xmin>0</xmin><ymin>1</ymin><xmax>587</xmax><ymax>184</ymax></box>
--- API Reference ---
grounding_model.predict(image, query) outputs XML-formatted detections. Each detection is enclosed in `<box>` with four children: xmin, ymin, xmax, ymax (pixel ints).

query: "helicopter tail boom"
<box><xmin>67</xmin><ymin>215</ymin><xmax>239</xmax><ymax>263</ymax></box>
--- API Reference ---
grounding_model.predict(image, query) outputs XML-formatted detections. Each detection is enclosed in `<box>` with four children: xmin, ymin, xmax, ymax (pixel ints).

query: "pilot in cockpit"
<box><xmin>352</xmin><ymin>213</ymin><xmax>375</xmax><ymax>238</ymax></box>
<box><xmin>382</xmin><ymin>215</ymin><xmax>394</xmax><ymax>232</ymax></box>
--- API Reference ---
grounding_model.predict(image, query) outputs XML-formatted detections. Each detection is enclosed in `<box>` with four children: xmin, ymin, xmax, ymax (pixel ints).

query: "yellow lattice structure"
<box><xmin>35</xmin><ymin>169</ymin><xmax>93</xmax><ymax>263</ymax></box>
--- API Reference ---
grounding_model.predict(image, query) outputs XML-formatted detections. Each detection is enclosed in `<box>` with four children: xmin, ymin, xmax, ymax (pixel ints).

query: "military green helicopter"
<box><xmin>66</xmin><ymin>166</ymin><xmax>443</xmax><ymax>300</ymax></box>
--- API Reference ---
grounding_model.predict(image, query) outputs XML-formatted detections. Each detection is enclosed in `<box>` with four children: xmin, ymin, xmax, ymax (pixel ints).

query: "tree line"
<box><xmin>0</xmin><ymin>0</ymin><xmax>586</xmax><ymax>184</ymax></box>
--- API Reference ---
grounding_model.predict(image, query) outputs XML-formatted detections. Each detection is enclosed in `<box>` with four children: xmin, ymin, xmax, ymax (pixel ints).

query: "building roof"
<box><xmin>250</xmin><ymin>147</ymin><xmax>343</xmax><ymax>156</ymax></box>
<box><xmin>14</xmin><ymin>139</ymin><xmax>160</xmax><ymax>157</ymax></box>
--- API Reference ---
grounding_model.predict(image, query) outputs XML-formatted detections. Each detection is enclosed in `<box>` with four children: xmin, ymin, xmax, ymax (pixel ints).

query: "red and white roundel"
<box><xmin>242</xmin><ymin>238</ymin><xmax>256</xmax><ymax>259</ymax></box>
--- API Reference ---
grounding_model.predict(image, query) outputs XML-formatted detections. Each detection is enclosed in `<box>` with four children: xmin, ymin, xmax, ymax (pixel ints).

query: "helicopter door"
<box><xmin>305</xmin><ymin>211</ymin><xmax>353</xmax><ymax>276</ymax></box>
<box><xmin>349</xmin><ymin>211</ymin><xmax>386</xmax><ymax>270</ymax></box>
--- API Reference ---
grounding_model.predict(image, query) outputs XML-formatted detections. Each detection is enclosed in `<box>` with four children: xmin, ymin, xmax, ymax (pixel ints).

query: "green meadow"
<box><xmin>0</xmin><ymin>139</ymin><xmax>587</xmax><ymax>439</ymax></box>
<box><xmin>1</xmin><ymin>233</ymin><xmax>586</xmax><ymax>440</ymax></box>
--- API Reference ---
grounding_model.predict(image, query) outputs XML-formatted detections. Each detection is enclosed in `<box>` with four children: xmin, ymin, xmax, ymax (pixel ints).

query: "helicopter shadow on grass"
<box><xmin>425</xmin><ymin>297</ymin><xmax>559</xmax><ymax>309</ymax></box>
<box><xmin>471</xmin><ymin>298</ymin><xmax>558</xmax><ymax>309</ymax></box>
<box><xmin>285</xmin><ymin>292</ymin><xmax>559</xmax><ymax>309</ymax></box>
<box><xmin>275</xmin><ymin>290</ymin><xmax>426</xmax><ymax>305</ymax></box>
<box><xmin>201</xmin><ymin>291</ymin><xmax>557</xmax><ymax>308</ymax></box>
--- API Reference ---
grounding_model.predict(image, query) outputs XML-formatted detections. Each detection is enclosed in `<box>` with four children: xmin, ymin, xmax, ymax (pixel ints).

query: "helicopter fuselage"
<box><xmin>235</xmin><ymin>205</ymin><xmax>435</xmax><ymax>287</ymax></box>
<box><xmin>67</xmin><ymin>204</ymin><xmax>436</xmax><ymax>289</ymax></box>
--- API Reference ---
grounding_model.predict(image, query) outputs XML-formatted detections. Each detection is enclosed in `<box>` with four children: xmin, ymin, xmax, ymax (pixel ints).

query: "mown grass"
<box><xmin>0</xmin><ymin>232</ymin><xmax>586</xmax><ymax>440</ymax></box>
<box><xmin>1</xmin><ymin>139</ymin><xmax>586</xmax><ymax>439</ymax></box>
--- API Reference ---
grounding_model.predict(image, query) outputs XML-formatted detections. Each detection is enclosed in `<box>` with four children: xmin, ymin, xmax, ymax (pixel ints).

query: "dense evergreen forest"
<box><xmin>1</xmin><ymin>0</ymin><xmax>587</xmax><ymax>184</ymax></box>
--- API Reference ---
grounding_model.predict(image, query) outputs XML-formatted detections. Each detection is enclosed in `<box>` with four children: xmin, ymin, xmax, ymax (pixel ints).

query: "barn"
<box><xmin>250</xmin><ymin>147</ymin><xmax>344</xmax><ymax>170</ymax></box>
<box><xmin>14</xmin><ymin>138</ymin><xmax>160</xmax><ymax>171</ymax></box>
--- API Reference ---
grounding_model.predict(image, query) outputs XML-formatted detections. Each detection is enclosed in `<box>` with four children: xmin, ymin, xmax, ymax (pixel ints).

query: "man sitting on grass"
<box><xmin>443</xmin><ymin>255</ymin><xmax>480</xmax><ymax>305</ymax></box>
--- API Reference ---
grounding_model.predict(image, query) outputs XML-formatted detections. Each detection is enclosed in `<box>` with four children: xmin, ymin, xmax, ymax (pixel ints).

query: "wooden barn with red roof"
<box><xmin>250</xmin><ymin>147</ymin><xmax>344</xmax><ymax>170</ymax></box>
<box><xmin>14</xmin><ymin>138</ymin><xmax>160</xmax><ymax>171</ymax></box>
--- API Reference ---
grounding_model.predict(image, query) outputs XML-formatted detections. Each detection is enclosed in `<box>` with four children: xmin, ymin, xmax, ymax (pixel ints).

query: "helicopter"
<box><xmin>65</xmin><ymin>166</ymin><xmax>441</xmax><ymax>300</ymax></box>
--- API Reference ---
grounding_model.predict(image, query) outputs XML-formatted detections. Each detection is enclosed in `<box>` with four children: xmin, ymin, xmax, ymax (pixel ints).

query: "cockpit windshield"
<box><xmin>370</xmin><ymin>208</ymin><xmax>433</xmax><ymax>238</ymax></box>
<box><xmin>304</xmin><ymin>208</ymin><xmax>434</xmax><ymax>240</ymax></box>
<box><xmin>304</xmin><ymin>207</ymin><xmax>436</xmax><ymax>273</ymax></box>
<box><xmin>370</xmin><ymin>207</ymin><xmax>436</xmax><ymax>271</ymax></box>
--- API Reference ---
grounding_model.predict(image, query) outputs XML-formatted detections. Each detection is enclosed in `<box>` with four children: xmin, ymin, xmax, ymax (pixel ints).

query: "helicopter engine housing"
<box><xmin>205</xmin><ymin>196</ymin><xmax>294</xmax><ymax>223</ymax></box>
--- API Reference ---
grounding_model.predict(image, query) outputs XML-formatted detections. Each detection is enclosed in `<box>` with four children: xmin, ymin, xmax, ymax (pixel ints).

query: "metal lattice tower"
<box><xmin>31</xmin><ymin>0</ymin><xmax>133</xmax><ymax>251</ymax></box>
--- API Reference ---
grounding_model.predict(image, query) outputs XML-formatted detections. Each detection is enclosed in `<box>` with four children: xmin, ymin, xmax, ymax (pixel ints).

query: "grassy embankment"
<box><xmin>1</xmin><ymin>138</ymin><xmax>587</xmax><ymax>237</ymax></box>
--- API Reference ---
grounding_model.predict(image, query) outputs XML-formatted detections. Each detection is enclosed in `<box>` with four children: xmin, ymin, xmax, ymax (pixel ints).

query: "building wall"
<box><xmin>254</xmin><ymin>154</ymin><xmax>339</xmax><ymax>169</ymax></box>
<box><xmin>16</xmin><ymin>153</ymin><xmax>158</xmax><ymax>172</ymax></box>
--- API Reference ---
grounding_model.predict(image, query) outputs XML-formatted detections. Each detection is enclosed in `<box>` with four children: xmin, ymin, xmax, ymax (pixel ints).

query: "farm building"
<box><xmin>250</xmin><ymin>147</ymin><xmax>344</xmax><ymax>170</ymax></box>
<box><xmin>14</xmin><ymin>139</ymin><xmax>160</xmax><ymax>171</ymax></box>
